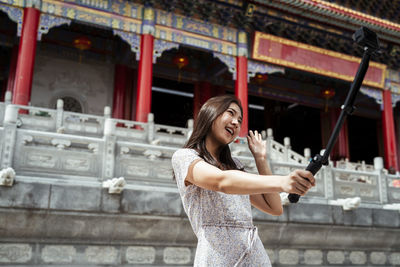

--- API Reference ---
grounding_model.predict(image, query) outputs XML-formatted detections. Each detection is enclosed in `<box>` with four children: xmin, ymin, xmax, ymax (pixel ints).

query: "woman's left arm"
<box><xmin>247</xmin><ymin>130</ymin><xmax>283</xmax><ymax>216</ymax></box>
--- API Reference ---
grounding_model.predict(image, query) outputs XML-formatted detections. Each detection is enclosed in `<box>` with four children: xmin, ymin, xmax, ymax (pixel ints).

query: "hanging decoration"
<box><xmin>73</xmin><ymin>36</ymin><xmax>92</xmax><ymax>62</ymax></box>
<box><xmin>321</xmin><ymin>88</ymin><xmax>336</xmax><ymax>112</ymax></box>
<box><xmin>254</xmin><ymin>73</ymin><xmax>268</xmax><ymax>94</ymax></box>
<box><xmin>173</xmin><ymin>53</ymin><xmax>189</xmax><ymax>82</ymax></box>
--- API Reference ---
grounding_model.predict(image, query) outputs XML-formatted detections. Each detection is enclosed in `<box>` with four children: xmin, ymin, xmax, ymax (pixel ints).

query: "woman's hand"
<box><xmin>247</xmin><ymin>130</ymin><xmax>267</xmax><ymax>160</ymax></box>
<box><xmin>281</xmin><ymin>170</ymin><xmax>315</xmax><ymax>196</ymax></box>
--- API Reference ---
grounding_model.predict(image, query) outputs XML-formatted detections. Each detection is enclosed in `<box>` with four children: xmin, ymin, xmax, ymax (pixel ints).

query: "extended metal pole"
<box><xmin>288</xmin><ymin>27</ymin><xmax>379</xmax><ymax>203</ymax></box>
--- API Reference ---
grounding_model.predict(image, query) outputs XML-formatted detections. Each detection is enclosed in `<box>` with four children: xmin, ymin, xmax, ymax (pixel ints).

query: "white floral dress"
<box><xmin>172</xmin><ymin>148</ymin><xmax>272</xmax><ymax>267</ymax></box>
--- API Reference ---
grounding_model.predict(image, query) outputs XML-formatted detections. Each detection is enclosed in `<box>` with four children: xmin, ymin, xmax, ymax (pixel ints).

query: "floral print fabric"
<box><xmin>172</xmin><ymin>148</ymin><xmax>271</xmax><ymax>266</ymax></box>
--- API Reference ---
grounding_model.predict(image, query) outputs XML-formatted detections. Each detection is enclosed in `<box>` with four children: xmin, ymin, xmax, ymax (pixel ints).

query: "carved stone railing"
<box><xmin>0</xmin><ymin>99</ymin><xmax>399</xmax><ymax>207</ymax></box>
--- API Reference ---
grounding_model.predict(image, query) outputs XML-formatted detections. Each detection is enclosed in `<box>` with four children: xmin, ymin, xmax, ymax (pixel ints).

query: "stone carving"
<box><xmin>0</xmin><ymin>244</ymin><xmax>31</xmax><ymax>263</ymax></box>
<box><xmin>120</xmin><ymin>146</ymin><xmax>130</xmax><ymax>155</ymax></box>
<box><xmin>304</xmin><ymin>250</ymin><xmax>323</xmax><ymax>265</ymax></box>
<box><xmin>85</xmin><ymin>246</ymin><xmax>118</xmax><ymax>264</ymax></box>
<box><xmin>88</xmin><ymin>143</ymin><xmax>99</xmax><ymax>153</ymax></box>
<box><xmin>26</xmin><ymin>153</ymin><xmax>56</xmax><ymax>168</ymax></box>
<box><xmin>65</xmin><ymin>158</ymin><xmax>90</xmax><ymax>171</ymax></box>
<box><xmin>126</xmin><ymin>246</ymin><xmax>156</xmax><ymax>264</ymax></box>
<box><xmin>390</xmin><ymin>252</ymin><xmax>400</xmax><ymax>265</ymax></box>
<box><xmin>335</xmin><ymin>197</ymin><xmax>361</xmax><ymax>210</ymax></box>
<box><xmin>125</xmin><ymin>165</ymin><xmax>150</xmax><ymax>177</ymax></box>
<box><xmin>21</xmin><ymin>135</ymin><xmax>33</xmax><ymax>145</ymax></box>
<box><xmin>327</xmin><ymin>251</ymin><xmax>345</xmax><ymax>264</ymax></box>
<box><xmin>56</xmin><ymin>126</ymin><xmax>65</xmax><ymax>134</ymax></box>
<box><xmin>0</xmin><ymin>167</ymin><xmax>16</xmax><ymax>187</ymax></box>
<box><xmin>41</xmin><ymin>245</ymin><xmax>76</xmax><ymax>263</ymax></box>
<box><xmin>278</xmin><ymin>249</ymin><xmax>299</xmax><ymax>265</ymax></box>
<box><xmin>143</xmin><ymin>149</ymin><xmax>162</xmax><ymax>160</ymax></box>
<box><xmin>349</xmin><ymin>251</ymin><xmax>367</xmax><ymax>265</ymax></box>
<box><xmin>51</xmin><ymin>138</ymin><xmax>71</xmax><ymax>150</ymax></box>
<box><xmin>163</xmin><ymin>247</ymin><xmax>191</xmax><ymax>265</ymax></box>
<box><xmin>370</xmin><ymin>251</ymin><xmax>387</xmax><ymax>265</ymax></box>
<box><xmin>231</xmin><ymin>147</ymin><xmax>247</xmax><ymax>156</ymax></box>
<box><xmin>102</xmin><ymin>177</ymin><xmax>126</xmax><ymax>194</ymax></box>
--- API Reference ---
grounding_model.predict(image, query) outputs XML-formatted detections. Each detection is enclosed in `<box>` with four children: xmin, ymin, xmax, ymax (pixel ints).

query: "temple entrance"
<box><xmin>0</xmin><ymin>10</ymin><xmax>18</xmax><ymax>101</ymax></box>
<box><xmin>348</xmin><ymin>115</ymin><xmax>380</xmax><ymax>164</ymax></box>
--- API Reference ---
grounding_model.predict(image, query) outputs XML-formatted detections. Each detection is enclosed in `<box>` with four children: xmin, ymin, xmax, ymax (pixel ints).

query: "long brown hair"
<box><xmin>184</xmin><ymin>94</ymin><xmax>244</xmax><ymax>171</ymax></box>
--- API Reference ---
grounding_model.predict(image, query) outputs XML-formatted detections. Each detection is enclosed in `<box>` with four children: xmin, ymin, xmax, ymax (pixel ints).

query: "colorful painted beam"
<box><xmin>252</xmin><ymin>32</ymin><xmax>386</xmax><ymax>89</ymax></box>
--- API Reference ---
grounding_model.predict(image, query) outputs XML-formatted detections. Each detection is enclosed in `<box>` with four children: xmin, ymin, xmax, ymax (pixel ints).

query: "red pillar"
<box><xmin>235</xmin><ymin>56</ymin><xmax>248</xmax><ymax>136</ymax></box>
<box><xmin>124</xmin><ymin>67</ymin><xmax>135</xmax><ymax>121</ymax></box>
<box><xmin>135</xmin><ymin>34</ymin><xmax>154</xmax><ymax>122</ymax></box>
<box><xmin>112</xmin><ymin>64</ymin><xmax>127</xmax><ymax>119</ymax></box>
<box><xmin>12</xmin><ymin>8</ymin><xmax>40</xmax><ymax>105</ymax></box>
<box><xmin>6</xmin><ymin>45</ymin><xmax>19</xmax><ymax>99</ymax></box>
<box><xmin>193</xmin><ymin>81</ymin><xmax>212</xmax><ymax>120</ymax></box>
<box><xmin>382</xmin><ymin>89</ymin><xmax>399</xmax><ymax>172</ymax></box>
<box><xmin>330</xmin><ymin>108</ymin><xmax>350</xmax><ymax>160</ymax></box>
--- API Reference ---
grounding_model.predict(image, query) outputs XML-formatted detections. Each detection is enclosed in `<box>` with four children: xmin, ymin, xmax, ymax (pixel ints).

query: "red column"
<box><xmin>130</xmin><ymin>69</ymin><xmax>138</xmax><ymax>121</ymax></box>
<box><xmin>235</xmin><ymin>56</ymin><xmax>248</xmax><ymax>136</ymax></box>
<box><xmin>6</xmin><ymin>45</ymin><xmax>19</xmax><ymax>99</ymax></box>
<box><xmin>124</xmin><ymin>67</ymin><xmax>135</xmax><ymax>121</ymax></box>
<box><xmin>330</xmin><ymin>108</ymin><xmax>350</xmax><ymax>160</ymax></box>
<box><xmin>12</xmin><ymin>8</ymin><xmax>40</xmax><ymax>105</ymax></box>
<box><xmin>193</xmin><ymin>81</ymin><xmax>212</xmax><ymax>120</ymax></box>
<box><xmin>382</xmin><ymin>89</ymin><xmax>399</xmax><ymax>172</ymax></box>
<box><xmin>135</xmin><ymin>34</ymin><xmax>154</xmax><ymax>122</ymax></box>
<box><xmin>112</xmin><ymin>64</ymin><xmax>127</xmax><ymax>119</ymax></box>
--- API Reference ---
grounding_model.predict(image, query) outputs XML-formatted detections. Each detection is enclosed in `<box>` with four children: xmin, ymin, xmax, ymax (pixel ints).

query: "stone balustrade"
<box><xmin>1</xmin><ymin>95</ymin><xmax>400</xmax><ymax>266</ymax></box>
<box><xmin>0</xmin><ymin>98</ymin><xmax>399</xmax><ymax>208</ymax></box>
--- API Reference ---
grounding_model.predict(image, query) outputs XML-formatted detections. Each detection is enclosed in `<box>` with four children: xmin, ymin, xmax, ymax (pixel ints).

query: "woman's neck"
<box><xmin>205</xmin><ymin>136</ymin><xmax>221</xmax><ymax>162</ymax></box>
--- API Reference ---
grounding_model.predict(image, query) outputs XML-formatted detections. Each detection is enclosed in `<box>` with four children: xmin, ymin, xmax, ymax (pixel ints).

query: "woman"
<box><xmin>171</xmin><ymin>95</ymin><xmax>315</xmax><ymax>266</ymax></box>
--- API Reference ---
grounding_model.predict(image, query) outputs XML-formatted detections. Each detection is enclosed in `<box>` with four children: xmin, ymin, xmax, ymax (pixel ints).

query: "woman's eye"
<box><xmin>227</xmin><ymin>110</ymin><xmax>234</xmax><ymax>115</ymax></box>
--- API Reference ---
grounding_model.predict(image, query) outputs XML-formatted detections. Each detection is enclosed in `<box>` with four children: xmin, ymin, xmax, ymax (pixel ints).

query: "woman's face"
<box><xmin>210</xmin><ymin>103</ymin><xmax>242</xmax><ymax>145</ymax></box>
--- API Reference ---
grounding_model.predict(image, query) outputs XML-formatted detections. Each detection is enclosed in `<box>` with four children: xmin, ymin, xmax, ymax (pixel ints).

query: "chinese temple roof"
<box><xmin>142</xmin><ymin>0</ymin><xmax>400</xmax><ymax>70</ymax></box>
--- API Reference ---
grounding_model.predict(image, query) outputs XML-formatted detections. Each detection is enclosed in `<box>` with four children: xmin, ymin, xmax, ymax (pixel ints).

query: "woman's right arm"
<box><xmin>188</xmin><ymin>160</ymin><xmax>315</xmax><ymax>196</ymax></box>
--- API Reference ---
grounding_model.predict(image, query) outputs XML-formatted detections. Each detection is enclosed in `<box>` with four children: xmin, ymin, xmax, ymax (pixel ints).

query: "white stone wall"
<box><xmin>0</xmin><ymin>244</ymin><xmax>399</xmax><ymax>266</ymax></box>
<box><xmin>31</xmin><ymin>51</ymin><xmax>114</xmax><ymax>116</ymax></box>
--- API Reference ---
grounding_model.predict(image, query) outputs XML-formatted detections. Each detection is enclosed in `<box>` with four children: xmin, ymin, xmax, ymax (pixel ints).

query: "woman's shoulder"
<box><xmin>172</xmin><ymin>148</ymin><xmax>199</xmax><ymax>160</ymax></box>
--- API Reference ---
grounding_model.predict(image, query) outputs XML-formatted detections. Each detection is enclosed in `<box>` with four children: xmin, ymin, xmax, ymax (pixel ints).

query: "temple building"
<box><xmin>0</xmin><ymin>0</ymin><xmax>400</xmax><ymax>266</ymax></box>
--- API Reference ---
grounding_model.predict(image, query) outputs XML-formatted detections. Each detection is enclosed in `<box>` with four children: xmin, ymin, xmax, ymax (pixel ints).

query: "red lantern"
<box><xmin>73</xmin><ymin>36</ymin><xmax>92</xmax><ymax>51</ymax></box>
<box><xmin>73</xmin><ymin>36</ymin><xmax>92</xmax><ymax>63</ymax></box>
<box><xmin>173</xmin><ymin>54</ymin><xmax>189</xmax><ymax>82</ymax></box>
<box><xmin>254</xmin><ymin>73</ymin><xmax>268</xmax><ymax>94</ymax></box>
<box><xmin>173</xmin><ymin>54</ymin><xmax>189</xmax><ymax>69</ymax></box>
<box><xmin>321</xmin><ymin>88</ymin><xmax>336</xmax><ymax>99</ymax></box>
<box><xmin>321</xmin><ymin>88</ymin><xmax>336</xmax><ymax>112</ymax></box>
<box><xmin>254</xmin><ymin>73</ymin><xmax>268</xmax><ymax>85</ymax></box>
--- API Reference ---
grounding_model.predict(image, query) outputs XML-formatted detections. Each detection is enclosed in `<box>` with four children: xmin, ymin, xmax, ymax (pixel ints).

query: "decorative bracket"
<box><xmin>113</xmin><ymin>29</ymin><xmax>141</xmax><ymax>61</ymax></box>
<box><xmin>248</xmin><ymin>60</ymin><xmax>285</xmax><ymax>82</ymax></box>
<box><xmin>153</xmin><ymin>39</ymin><xmax>179</xmax><ymax>63</ymax></box>
<box><xmin>360</xmin><ymin>87</ymin><xmax>383</xmax><ymax>109</ymax></box>
<box><xmin>0</xmin><ymin>5</ymin><xmax>23</xmax><ymax>37</ymax></box>
<box><xmin>213</xmin><ymin>52</ymin><xmax>236</xmax><ymax>80</ymax></box>
<box><xmin>38</xmin><ymin>14</ymin><xmax>71</xmax><ymax>41</ymax></box>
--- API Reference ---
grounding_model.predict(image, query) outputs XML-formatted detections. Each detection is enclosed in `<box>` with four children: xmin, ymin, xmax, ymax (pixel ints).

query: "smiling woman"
<box><xmin>171</xmin><ymin>94</ymin><xmax>316</xmax><ymax>266</ymax></box>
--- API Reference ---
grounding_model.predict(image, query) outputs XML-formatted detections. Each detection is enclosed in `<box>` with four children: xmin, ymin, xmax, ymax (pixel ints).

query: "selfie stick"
<box><xmin>288</xmin><ymin>27</ymin><xmax>380</xmax><ymax>203</ymax></box>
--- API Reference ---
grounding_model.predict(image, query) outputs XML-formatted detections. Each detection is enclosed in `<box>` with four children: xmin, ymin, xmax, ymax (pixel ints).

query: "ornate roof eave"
<box><xmin>252</xmin><ymin>0</ymin><xmax>400</xmax><ymax>44</ymax></box>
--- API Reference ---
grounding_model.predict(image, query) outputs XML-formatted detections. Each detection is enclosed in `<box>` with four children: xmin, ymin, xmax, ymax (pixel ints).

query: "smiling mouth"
<box><xmin>225</xmin><ymin>127</ymin><xmax>234</xmax><ymax>135</ymax></box>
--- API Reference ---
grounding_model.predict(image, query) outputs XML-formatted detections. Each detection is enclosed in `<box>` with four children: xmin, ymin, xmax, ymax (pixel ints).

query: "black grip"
<box><xmin>288</xmin><ymin>155</ymin><xmax>323</xmax><ymax>203</ymax></box>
